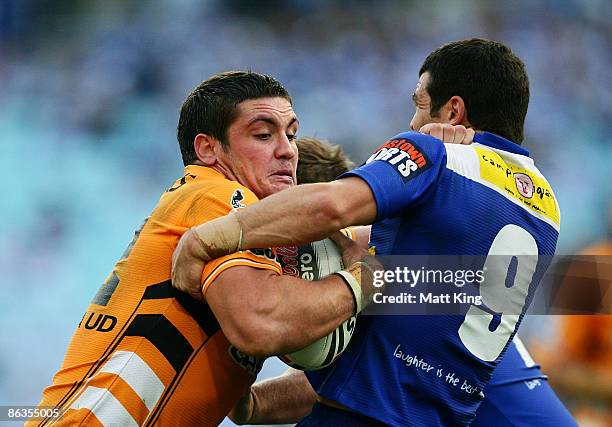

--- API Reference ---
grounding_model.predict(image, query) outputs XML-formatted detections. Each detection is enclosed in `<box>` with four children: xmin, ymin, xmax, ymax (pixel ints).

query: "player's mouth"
<box><xmin>270</xmin><ymin>169</ymin><xmax>294</xmax><ymax>184</ymax></box>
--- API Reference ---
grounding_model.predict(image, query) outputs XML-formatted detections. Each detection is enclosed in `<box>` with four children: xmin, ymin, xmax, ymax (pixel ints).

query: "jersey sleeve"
<box><xmin>201</xmin><ymin>249</ymin><xmax>282</xmax><ymax>297</ymax></box>
<box><xmin>340</xmin><ymin>131</ymin><xmax>447</xmax><ymax>221</ymax></box>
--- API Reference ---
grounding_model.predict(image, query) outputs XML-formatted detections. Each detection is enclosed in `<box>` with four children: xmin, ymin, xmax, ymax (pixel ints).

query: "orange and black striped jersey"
<box><xmin>29</xmin><ymin>166</ymin><xmax>281</xmax><ymax>427</ymax></box>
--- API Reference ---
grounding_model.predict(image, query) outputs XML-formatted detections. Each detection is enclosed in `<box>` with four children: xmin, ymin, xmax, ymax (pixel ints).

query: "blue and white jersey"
<box><xmin>306</xmin><ymin>131</ymin><xmax>560</xmax><ymax>426</ymax></box>
<box><xmin>489</xmin><ymin>337</ymin><xmax>546</xmax><ymax>386</ymax></box>
<box><xmin>473</xmin><ymin>338</ymin><xmax>576</xmax><ymax>426</ymax></box>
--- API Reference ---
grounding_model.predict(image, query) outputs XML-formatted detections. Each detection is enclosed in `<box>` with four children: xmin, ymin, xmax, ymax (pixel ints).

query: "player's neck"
<box><xmin>211</xmin><ymin>162</ymin><xmax>239</xmax><ymax>183</ymax></box>
<box><xmin>189</xmin><ymin>159</ymin><xmax>239</xmax><ymax>183</ymax></box>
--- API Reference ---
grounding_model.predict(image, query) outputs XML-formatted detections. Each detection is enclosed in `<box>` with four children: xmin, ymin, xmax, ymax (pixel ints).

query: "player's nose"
<box><xmin>275</xmin><ymin>134</ymin><xmax>296</xmax><ymax>159</ymax></box>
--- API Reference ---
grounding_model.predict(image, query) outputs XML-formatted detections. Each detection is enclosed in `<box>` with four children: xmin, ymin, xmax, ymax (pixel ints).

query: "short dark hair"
<box><xmin>296</xmin><ymin>137</ymin><xmax>355</xmax><ymax>184</ymax></box>
<box><xmin>177</xmin><ymin>71</ymin><xmax>291</xmax><ymax>166</ymax></box>
<box><xmin>419</xmin><ymin>39</ymin><xmax>529</xmax><ymax>144</ymax></box>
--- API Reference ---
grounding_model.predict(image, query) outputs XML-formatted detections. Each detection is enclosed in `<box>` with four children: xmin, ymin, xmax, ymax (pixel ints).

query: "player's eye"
<box><xmin>255</xmin><ymin>133</ymin><xmax>272</xmax><ymax>140</ymax></box>
<box><xmin>286</xmin><ymin>133</ymin><xmax>297</xmax><ymax>142</ymax></box>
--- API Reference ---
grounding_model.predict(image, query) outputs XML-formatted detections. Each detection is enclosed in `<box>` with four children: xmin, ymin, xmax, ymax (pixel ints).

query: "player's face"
<box><xmin>220</xmin><ymin>97</ymin><xmax>299</xmax><ymax>199</ymax></box>
<box><xmin>410</xmin><ymin>72</ymin><xmax>445</xmax><ymax>131</ymax></box>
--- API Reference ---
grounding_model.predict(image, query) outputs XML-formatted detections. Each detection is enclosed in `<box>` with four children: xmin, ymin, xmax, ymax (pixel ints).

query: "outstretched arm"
<box><xmin>174</xmin><ymin>124</ymin><xmax>473</xmax><ymax>269</ymax></box>
<box><xmin>172</xmin><ymin>177</ymin><xmax>377</xmax><ymax>297</ymax></box>
<box><xmin>237</xmin><ymin>177</ymin><xmax>377</xmax><ymax>249</ymax></box>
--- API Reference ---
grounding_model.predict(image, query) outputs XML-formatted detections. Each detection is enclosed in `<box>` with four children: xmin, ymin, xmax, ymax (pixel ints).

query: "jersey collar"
<box><xmin>184</xmin><ymin>164</ymin><xmax>227</xmax><ymax>180</ymax></box>
<box><xmin>473</xmin><ymin>132</ymin><xmax>530</xmax><ymax>157</ymax></box>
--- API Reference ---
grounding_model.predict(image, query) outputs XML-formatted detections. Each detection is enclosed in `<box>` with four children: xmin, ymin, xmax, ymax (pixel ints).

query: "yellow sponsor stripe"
<box><xmin>475</xmin><ymin>147</ymin><xmax>560</xmax><ymax>226</ymax></box>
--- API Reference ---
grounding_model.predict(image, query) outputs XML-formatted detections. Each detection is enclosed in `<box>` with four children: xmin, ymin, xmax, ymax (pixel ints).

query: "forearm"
<box><xmin>188</xmin><ymin>179</ymin><xmax>376</xmax><ymax>257</ymax></box>
<box><xmin>237</xmin><ymin>182</ymin><xmax>352</xmax><ymax>249</ymax></box>
<box><xmin>171</xmin><ymin>179</ymin><xmax>378</xmax><ymax>306</ymax></box>
<box><xmin>249</xmin><ymin>369</ymin><xmax>317</xmax><ymax>424</ymax></box>
<box><xmin>243</xmin><ymin>273</ymin><xmax>356</xmax><ymax>356</ymax></box>
<box><xmin>173</xmin><ymin>179</ymin><xmax>376</xmax><ymax>298</ymax></box>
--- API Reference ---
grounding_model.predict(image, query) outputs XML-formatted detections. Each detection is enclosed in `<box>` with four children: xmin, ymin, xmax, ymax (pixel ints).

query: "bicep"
<box><xmin>341</xmin><ymin>133</ymin><xmax>447</xmax><ymax>219</ymax></box>
<box><xmin>205</xmin><ymin>265</ymin><xmax>278</xmax><ymax>327</ymax></box>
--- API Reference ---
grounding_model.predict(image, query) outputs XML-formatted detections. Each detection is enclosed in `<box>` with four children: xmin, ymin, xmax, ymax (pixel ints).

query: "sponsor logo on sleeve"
<box><xmin>275</xmin><ymin>245</ymin><xmax>300</xmax><ymax>277</ymax></box>
<box><xmin>230</xmin><ymin>189</ymin><xmax>246</xmax><ymax>209</ymax></box>
<box><xmin>476</xmin><ymin>147</ymin><xmax>559</xmax><ymax>226</ymax></box>
<box><xmin>248</xmin><ymin>247</ymin><xmax>277</xmax><ymax>262</ymax></box>
<box><xmin>366</xmin><ymin>138</ymin><xmax>431</xmax><ymax>182</ymax></box>
<box><xmin>274</xmin><ymin>245</ymin><xmax>321</xmax><ymax>280</ymax></box>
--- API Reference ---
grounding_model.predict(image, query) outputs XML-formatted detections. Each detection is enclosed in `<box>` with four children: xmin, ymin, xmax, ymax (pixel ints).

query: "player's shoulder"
<box><xmin>364</xmin><ymin>131</ymin><xmax>448</xmax><ymax>170</ymax></box>
<box><xmin>446</xmin><ymin>141</ymin><xmax>561</xmax><ymax>231</ymax></box>
<box><xmin>389</xmin><ymin>130</ymin><xmax>447</xmax><ymax>154</ymax></box>
<box><xmin>171</xmin><ymin>166</ymin><xmax>259</xmax><ymax>208</ymax></box>
<box><xmin>155</xmin><ymin>167</ymin><xmax>260</xmax><ymax>226</ymax></box>
<box><xmin>441</xmin><ymin>142</ymin><xmax>481</xmax><ymax>177</ymax></box>
<box><xmin>197</xmin><ymin>179</ymin><xmax>258</xmax><ymax>208</ymax></box>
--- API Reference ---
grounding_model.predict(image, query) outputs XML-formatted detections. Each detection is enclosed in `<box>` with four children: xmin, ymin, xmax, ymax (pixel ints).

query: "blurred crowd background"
<box><xmin>0</xmin><ymin>0</ymin><xmax>610</xmax><ymax>425</ymax></box>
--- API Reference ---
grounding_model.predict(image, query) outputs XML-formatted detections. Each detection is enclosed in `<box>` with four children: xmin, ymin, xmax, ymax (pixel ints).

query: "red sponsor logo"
<box><xmin>366</xmin><ymin>138</ymin><xmax>431</xmax><ymax>181</ymax></box>
<box><xmin>275</xmin><ymin>245</ymin><xmax>299</xmax><ymax>277</ymax></box>
<box><xmin>375</xmin><ymin>139</ymin><xmax>428</xmax><ymax>167</ymax></box>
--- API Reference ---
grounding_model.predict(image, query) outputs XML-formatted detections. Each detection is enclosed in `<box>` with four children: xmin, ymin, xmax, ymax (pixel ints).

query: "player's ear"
<box><xmin>194</xmin><ymin>133</ymin><xmax>221</xmax><ymax>166</ymax></box>
<box><xmin>446</xmin><ymin>96</ymin><xmax>470</xmax><ymax>127</ymax></box>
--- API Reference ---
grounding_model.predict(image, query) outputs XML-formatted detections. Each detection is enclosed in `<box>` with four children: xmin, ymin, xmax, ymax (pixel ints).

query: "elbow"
<box><xmin>224</xmin><ymin>315</ymin><xmax>283</xmax><ymax>358</ymax></box>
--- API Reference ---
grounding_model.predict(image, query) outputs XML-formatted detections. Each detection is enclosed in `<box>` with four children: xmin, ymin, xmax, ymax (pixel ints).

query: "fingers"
<box><xmin>171</xmin><ymin>229</ymin><xmax>207</xmax><ymax>302</ymax></box>
<box><xmin>330</xmin><ymin>231</ymin><xmax>358</xmax><ymax>264</ymax></box>
<box><xmin>451</xmin><ymin>125</ymin><xmax>475</xmax><ymax>145</ymax></box>
<box><xmin>419</xmin><ymin>123</ymin><xmax>474</xmax><ymax>145</ymax></box>
<box><xmin>419</xmin><ymin>123</ymin><xmax>444</xmax><ymax>140</ymax></box>
<box><xmin>330</xmin><ymin>231</ymin><xmax>364</xmax><ymax>268</ymax></box>
<box><xmin>453</xmin><ymin>125</ymin><xmax>466</xmax><ymax>144</ymax></box>
<box><xmin>463</xmin><ymin>127</ymin><xmax>475</xmax><ymax>144</ymax></box>
<box><xmin>329</xmin><ymin>231</ymin><xmax>353</xmax><ymax>251</ymax></box>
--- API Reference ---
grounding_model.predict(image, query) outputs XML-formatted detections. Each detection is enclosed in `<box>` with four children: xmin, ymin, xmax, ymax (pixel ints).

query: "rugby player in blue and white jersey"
<box><xmin>173</xmin><ymin>39</ymin><xmax>576</xmax><ymax>426</ymax></box>
<box><xmin>222</xmin><ymin>136</ymin><xmax>574</xmax><ymax>427</ymax></box>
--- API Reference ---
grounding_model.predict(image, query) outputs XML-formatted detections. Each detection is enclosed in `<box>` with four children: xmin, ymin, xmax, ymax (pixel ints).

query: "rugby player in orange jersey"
<box><xmin>29</xmin><ymin>71</ymin><xmax>379</xmax><ymax>427</ymax></box>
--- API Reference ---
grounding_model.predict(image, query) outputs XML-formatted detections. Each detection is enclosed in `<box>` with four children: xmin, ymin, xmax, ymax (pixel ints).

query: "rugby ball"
<box><xmin>276</xmin><ymin>238</ymin><xmax>357</xmax><ymax>370</ymax></box>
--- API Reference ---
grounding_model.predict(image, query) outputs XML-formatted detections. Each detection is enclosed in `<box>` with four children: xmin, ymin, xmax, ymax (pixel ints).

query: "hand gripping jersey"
<box><xmin>305</xmin><ymin>131</ymin><xmax>560</xmax><ymax>426</ymax></box>
<box><xmin>29</xmin><ymin>166</ymin><xmax>281</xmax><ymax>427</ymax></box>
